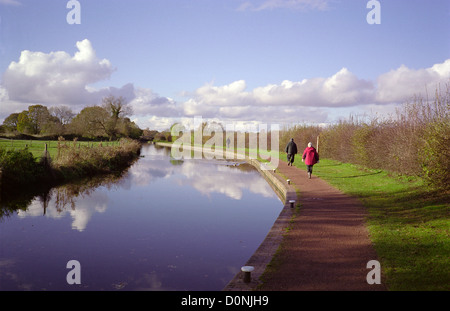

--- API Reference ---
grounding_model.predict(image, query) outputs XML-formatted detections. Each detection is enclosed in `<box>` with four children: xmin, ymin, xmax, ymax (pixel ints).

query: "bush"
<box><xmin>351</xmin><ymin>124</ymin><xmax>372</xmax><ymax>167</ymax></box>
<box><xmin>0</xmin><ymin>148</ymin><xmax>44</xmax><ymax>188</ymax></box>
<box><xmin>420</xmin><ymin>119</ymin><xmax>450</xmax><ymax>190</ymax></box>
<box><xmin>280</xmin><ymin>124</ymin><xmax>322</xmax><ymax>154</ymax></box>
<box><xmin>52</xmin><ymin>138</ymin><xmax>141</xmax><ymax>178</ymax></box>
<box><xmin>320</xmin><ymin>121</ymin><xmax>357</xmax><ymax>163</ymax></box>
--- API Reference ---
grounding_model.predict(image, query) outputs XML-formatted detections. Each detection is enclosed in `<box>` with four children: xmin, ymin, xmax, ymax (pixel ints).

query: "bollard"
<box><xmin>287</xmin><ymin>179</ymin><xmax>291</xmax><ymax>185</ymax></box>
<box><xmin>241</xmin><ymin>266</ymin><xmax>254</xmax><ymax>283</ymax></box>
<box><xmin>289</xmin><ymin>200</ymin><xmax>296</xmax><ymax>208</ymax></box>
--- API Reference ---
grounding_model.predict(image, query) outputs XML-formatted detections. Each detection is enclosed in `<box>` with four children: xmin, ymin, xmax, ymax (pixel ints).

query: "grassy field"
<box><xmin>0</xmin><ymin>139</ymin><xmax>120</xmax><ymax>160</ymax></box>
<box><xmin>287</xmin><ymin>155</ymin><xmax>449</xmax><ymax>291</ymax></box>
<box><xmin>0</xmin><ymin>138</ymin><xmax>140</xmax><ymax>194</ymax></box>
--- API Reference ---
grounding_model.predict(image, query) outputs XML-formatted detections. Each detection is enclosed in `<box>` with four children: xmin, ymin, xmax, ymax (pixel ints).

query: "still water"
<box><xmin>0</xmin><ymin>144</ymin><xmax>283</xmax><ymax>291</ymax></box>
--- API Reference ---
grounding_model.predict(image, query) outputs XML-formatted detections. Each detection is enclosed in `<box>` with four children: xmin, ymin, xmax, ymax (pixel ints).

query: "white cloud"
<box><xmin>1</xmin><ymin>38</ymin><xmax>448</xmax><ymax>129</ymax></box>
<box><xmin>179</xmin><ymin>60</ymin><xmax>449</xmax><ymax>125</ymax></box>
<box><xmin>186</xmin><ymin>68</ymin><xmax>375</xmax><ymax>109</ymax></box>
<box><xmin>2</xmin><ymin>39</ymin><xmax>115</xmax><ymax>106</ymax></box>
<box><xmin>0</xmin><ymin>39</ymin><xmax>173</xmax><ymax>124</ymax></box>
<box><xmin>129</xmin><ymin>87</ymin><xmax>181</xmax><ymax>118</ymax></box>
<box><xmin>0</xmin><ymin>0</ymin><xmax>21</xmax><ymax>6</ymax></box>
<box><xmin>238</xmin><ymin>0</ymin><xmax>330</xmax><ymax>11</ymax></box>
<box><xmin>376</xmin><ymin>59</ymin><xmax>450</xmax><ymax>103</ymax></box>
<box><xmin>253</xmin><ymin>68</ymin><xmax>375</xmax><ymax>107</ymax></box>
<box><xmin>181</xmin><ymin>67</ymin><xmax>374</xmax><ymax>123</ymax></box>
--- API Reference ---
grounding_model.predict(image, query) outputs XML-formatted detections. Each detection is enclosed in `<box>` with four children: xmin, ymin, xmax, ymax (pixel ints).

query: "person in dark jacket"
<box><xmin>302</xmin><ymin>142</ymin><xmax>319</xmax><ymax>179</ymax></box>
<box><xmin>285</xmin><ymin>138</ymin><xmax>298</xmax><ymax>166</ymax></box>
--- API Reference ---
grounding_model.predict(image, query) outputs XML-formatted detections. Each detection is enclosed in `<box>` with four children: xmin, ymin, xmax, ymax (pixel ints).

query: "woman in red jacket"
<box><xmin>302</xmin><ymin>142</ymin><xmax>319</xmax><ymax>179</ymax></box>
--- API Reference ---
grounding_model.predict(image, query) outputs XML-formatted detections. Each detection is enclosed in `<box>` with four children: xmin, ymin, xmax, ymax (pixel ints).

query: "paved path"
<box><xmin>257</xmin><ymin>160</ymin><xmax>387</xmax><ymax>291</ymax></box>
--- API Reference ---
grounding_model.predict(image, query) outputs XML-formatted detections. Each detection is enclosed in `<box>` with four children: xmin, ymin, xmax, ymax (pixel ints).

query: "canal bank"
<box><xmin>0</xmin><ymin>138</ymin><xmax>142</xmax><ymax>197</ymax></box>
<box><xmin>223</xmin><ymin>159</ymin><xmax>297</xmax><ymax>291</ymax></box>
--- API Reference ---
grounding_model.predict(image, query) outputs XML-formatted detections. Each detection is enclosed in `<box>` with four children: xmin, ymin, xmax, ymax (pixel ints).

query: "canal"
<box><xmin>0</xmin><ymin>144</ymin><xmax>283</xmax><ymax>290</ymax></box>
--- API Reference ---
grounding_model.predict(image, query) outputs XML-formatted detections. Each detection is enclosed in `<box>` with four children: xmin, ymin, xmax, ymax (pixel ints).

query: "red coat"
<box><xmin>302</xmin><ymin>147</ymin><xmax>319</xmax><ymax>166</ymax></box>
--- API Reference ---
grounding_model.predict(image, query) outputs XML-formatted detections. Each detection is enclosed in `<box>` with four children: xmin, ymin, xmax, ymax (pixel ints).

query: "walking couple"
<box><xmin>285</xmin><ymin>138</ymin><xmax>319</xmax><ymax>179</ymax></box>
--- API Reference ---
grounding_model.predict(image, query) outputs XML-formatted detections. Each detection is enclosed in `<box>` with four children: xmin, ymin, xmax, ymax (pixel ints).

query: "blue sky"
<box><xmin>0</xmin><ymin>0</ymin><xmax>449</xmax><ymax>130</ymax></box>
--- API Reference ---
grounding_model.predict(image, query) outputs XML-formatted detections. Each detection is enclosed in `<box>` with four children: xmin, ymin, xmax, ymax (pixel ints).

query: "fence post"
<box><xmin>316</xmin><ymin>135</ymin><xmax>320</xmax><ymax>154</ymax></box>
<box><xmin>42</xmin><ymin>143</ymin><xmax>51</xmax><ymax>170</ymax></box>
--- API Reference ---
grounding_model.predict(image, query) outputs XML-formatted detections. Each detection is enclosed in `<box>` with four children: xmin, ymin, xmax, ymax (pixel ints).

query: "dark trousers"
<box><xmin>287</xmin><ymin>153</ymin><xmax>295</xmax><ymax>164</ymax></box>
<box><xmin>306</xmin><ymin>165</ymin><xmax>314</xmax><ymax>174</ymax></box>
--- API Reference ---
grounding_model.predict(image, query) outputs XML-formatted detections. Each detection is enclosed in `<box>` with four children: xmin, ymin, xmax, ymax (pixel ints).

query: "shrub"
<box><xmin>351</xmin><ymin>123</ymin><xmax>372</xmax><ymax>167</ymax></box>
<box><xmin>320</xmin><ymin>121</ymin><xmax>357</xmax><ymax>163</ymax></box>
<box><xmin>280</xmin><ymin>124</ymin><xmax>322</xmax><ymax>154</ymax></box>
<box><xmin>0</xmin><ymin>148</ymin><xmax>44</xmax><ymax>188</ymax></box>
<box><xmin>420</xmin><ymin>119</ymin><xmax>450</xmax><ymax>190</ymax></box>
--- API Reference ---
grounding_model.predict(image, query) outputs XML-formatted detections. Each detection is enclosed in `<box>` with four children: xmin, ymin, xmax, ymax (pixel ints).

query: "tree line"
<box><xmin>1</xmin><ymin>96</ymin><xmax>142</xmax><ymax>140</ymax></box>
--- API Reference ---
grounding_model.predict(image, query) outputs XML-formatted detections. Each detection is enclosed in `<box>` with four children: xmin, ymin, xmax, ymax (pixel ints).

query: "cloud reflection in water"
<box><xmin>17</xmin><ymin>145</ymin><xmax>276</xmax><ymax>232</ymax></box>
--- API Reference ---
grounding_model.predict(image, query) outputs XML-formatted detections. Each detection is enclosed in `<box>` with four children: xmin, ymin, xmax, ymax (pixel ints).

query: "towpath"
<box><xmin>257</xmin><ymin>159</ymin><xmax>387</xmax><ymax>291</ymax></box>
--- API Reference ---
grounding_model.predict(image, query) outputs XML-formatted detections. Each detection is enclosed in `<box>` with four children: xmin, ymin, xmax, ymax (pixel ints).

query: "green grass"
<box><xmin>0</xmin><ymin>139</ymin><xmax>120</xmax><ymax>160</ymax></box>
<box><xmin>289</xmin><ymin>156</ymin><xmax>449</xmax><ymax>291</ymax></box>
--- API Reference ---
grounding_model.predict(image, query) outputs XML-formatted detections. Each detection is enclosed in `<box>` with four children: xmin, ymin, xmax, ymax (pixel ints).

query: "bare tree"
<box><xmin>102</xmin><ymin>95</ymin><xmax>132</xmax><ymax>119</ymax></box>
<box><xmin>49</xmin><ymin>106</ymin><xmax>76</xmax><ymax>125</ymax></box>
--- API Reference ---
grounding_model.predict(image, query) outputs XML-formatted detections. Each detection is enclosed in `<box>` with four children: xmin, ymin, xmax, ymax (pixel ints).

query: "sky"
<box><xmin>0</xmin><ymin>0</ymin><xmax>449</xmax><ymax>130</ymax></box>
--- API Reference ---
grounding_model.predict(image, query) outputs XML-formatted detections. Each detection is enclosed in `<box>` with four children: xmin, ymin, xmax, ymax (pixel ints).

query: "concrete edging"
<box><xmin>223</xmin><ymin>159</ymin><xmax>297</xmax><ymax>291</ymax></box>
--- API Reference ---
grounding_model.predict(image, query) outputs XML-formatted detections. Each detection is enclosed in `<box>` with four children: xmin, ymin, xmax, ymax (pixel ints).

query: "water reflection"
<box><xmin>14</xmin><ymin>145</ymin><xmax>276</xmax><ymax>232</ymax></box>
<box><xmin>18</xmin><ymin>189</ymin><xmax>108</xmax><ymax>232</ymax></box>
<box><xmin>128</xmin><ymin>147</ymin><xmax>275</xmax><ymax>200</ymax></box>
<box><xmin>0</xmin><ymin>144</ymin><xmax>282</xmax><ymax>291</ymax></box>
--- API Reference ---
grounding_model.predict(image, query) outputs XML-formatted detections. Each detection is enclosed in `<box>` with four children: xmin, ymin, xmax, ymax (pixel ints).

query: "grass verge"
<box><xmin>289</xmin><ymin>156</ymin><xmax>449</xmax><ymax>291</ymax></box>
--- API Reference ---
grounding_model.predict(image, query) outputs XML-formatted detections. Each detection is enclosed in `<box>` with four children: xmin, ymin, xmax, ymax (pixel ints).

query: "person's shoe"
<box><xmin>308</xmin><ymin>172</ymin><xmax>311</xmax><ymax>179</ymax></box>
